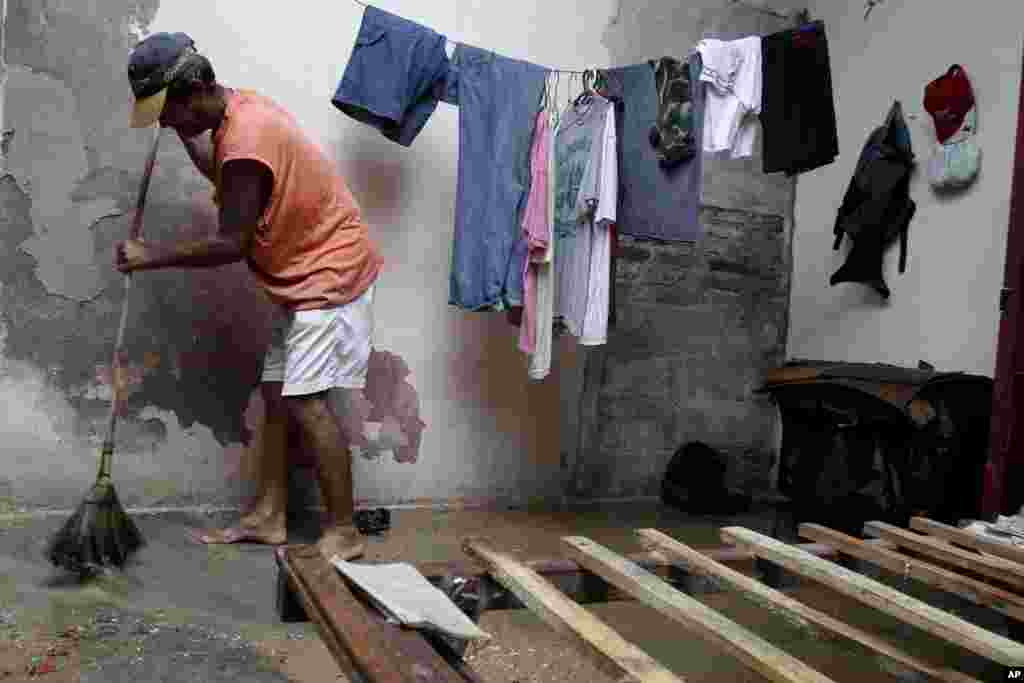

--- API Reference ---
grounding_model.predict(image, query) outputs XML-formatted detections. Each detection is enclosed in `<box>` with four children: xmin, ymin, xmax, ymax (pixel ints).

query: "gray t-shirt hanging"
<box><xmin>606</xmin><ymin>55</ymin><xmax>705</xmax><ymax>242</ymax></box>
<box><xmin>552</xmin><ymin>96</ymin><xmax>613</xmax><ymax>331</ymax></box>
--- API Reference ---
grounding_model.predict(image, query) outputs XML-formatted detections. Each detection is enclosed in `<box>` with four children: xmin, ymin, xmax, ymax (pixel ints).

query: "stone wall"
<box><xmin>560</xmin><ymin>0</ymin><xmax>800</xmax><ymax>500</ymax></box>
<box><xmin>568</xmin><ymin>207</ymin><xmax>788</xmax><ymax>499</ymax></box>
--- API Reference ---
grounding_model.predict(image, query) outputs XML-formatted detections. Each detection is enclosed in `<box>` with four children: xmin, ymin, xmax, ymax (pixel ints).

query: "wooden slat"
<box><xmin>800</xmin><ymin>524</ymin><xmax>1024</xmax><ymax>622</ymax></box>
<box><xmin>463</xmin><ymin>538</ymin><xmax>684</xmax><ymax>683</ymax></box>
<box><xmin>285</xmin><ymin>545</ymin><xmax>473</xmax><ymax>683</ymax></box>
<box><xmin>639</xmin><ymin>529</ymin><xmax>981</xmax><ymax>683</ymax></box>
<box><xmin>720</xmin><ymin>526</ymin><xmax>1024</xmax><ymax>666</ymax></box>
<box><xmin>562</xmin><ymin>536</ymin><xmax>836</xmax><ymax>683</ymax></box>
<box><xmin>864</xmin><ymin>521</ymin><xmax>1024</xmax><ymax>592</ymax></box>
<box><xmin>910</xmin><ymin>517</ymin><xmax>1024</xmax><ymax>568</ymax></box>
<box><xmin>406</xmin><ymin>542</ymin><xmax>849</xmax><ymax>612</ymax></box>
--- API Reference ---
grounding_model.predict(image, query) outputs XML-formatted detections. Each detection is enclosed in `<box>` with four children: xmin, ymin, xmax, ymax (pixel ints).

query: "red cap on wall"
<box><xmin>924</xmin><ymin>65</ymin><xmax>975</xmax><ymax>143</ymax></box>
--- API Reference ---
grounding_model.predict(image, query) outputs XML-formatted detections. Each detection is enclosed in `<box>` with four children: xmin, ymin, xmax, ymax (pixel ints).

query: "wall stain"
<box><xmin>360</xmin><ymin>348</ymin><xmax>426</xmax><ymax>464</ymax></box>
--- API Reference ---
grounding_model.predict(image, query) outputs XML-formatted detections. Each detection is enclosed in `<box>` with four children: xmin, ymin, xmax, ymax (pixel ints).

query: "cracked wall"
<box><xmin>0</xmin><ymin>0</ymin><xmax>618</xmax><ymax>510</ymax></box>
<box><xmin>0</xmin><ymin>0</ymin><xmax>275</xmax><ymax>508</ymax></box>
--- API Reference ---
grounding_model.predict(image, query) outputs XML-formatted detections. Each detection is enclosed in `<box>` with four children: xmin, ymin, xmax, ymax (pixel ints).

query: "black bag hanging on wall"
<box><xmin>830</xmin><ymin>100</ymin><xmax>917</xmax><ymax>299</ymax></box>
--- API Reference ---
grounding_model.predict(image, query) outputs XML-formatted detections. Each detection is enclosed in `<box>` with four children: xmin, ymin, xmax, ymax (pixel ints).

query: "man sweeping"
<box><xmin>117</xmin><ymin>32</ymin><xmax>383</xmax><ymax>561</ymax></box>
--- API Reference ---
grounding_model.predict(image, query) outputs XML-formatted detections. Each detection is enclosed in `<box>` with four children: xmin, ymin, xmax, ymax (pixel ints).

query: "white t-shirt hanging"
<box><xmin>553</xmin><ymin>95</ymin><xmax>616</xmax><ymax>347</ymax></box>
<box><xmin>696</xmin><ymin>36</ymin><xmax>762</xmax><ymax>158</ymax></box>
<box><xmin>572</xmin><ymin>104</ymin><xmax>616</xmax><ymax>346</ymax></box>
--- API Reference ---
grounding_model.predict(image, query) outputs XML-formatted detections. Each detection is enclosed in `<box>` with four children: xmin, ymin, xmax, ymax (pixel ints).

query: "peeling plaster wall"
<box><xmin>788</xmin><ymin>0</ymin><xmax>1022</xmax><ymax>376</ymax></box>
<box><xmin>0</xmin><ymin>0</ymin><xmax>616</xmax><ymax>510</ymax></box>
<box><xmin>566</xmin><ymin>0</ymin><xmax>801</xmax><ymax>499</ymax></box>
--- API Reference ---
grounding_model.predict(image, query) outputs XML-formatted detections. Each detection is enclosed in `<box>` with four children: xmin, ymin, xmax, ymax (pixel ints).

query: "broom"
<box><xmin>46</xmin><ymin>126</ymin><xmax>162</xmax><ymax>576</ymax></box>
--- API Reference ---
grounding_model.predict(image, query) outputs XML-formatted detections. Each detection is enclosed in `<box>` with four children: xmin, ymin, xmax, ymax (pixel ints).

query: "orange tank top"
<box><xmin>212</xmin><ymin>89</ymin><xmax>383</xmax><ymax>310</ymax></box>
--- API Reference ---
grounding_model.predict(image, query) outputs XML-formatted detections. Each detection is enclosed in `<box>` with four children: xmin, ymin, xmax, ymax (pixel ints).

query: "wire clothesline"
<box><xmin>347</xmin><ymin>0</ymin><xmax>808</xmax><ymax>75</ymax></box>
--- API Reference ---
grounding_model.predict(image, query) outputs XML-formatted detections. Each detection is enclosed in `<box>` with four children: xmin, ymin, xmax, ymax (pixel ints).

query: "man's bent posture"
<box><xmin>118</xmin><ymin>32</ymin><xmax>383</xmax><ymax>561</ymax></box>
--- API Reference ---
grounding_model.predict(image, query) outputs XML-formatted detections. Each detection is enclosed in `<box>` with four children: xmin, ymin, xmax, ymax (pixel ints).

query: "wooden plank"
<box><xmin>639</xmin><ymin>529</ymin><xmax>981</xmax><ymax>683</ymax></box>
<box><xmin>910</xmin><ymin>517</ymin><xmax>1024</xmax><ymax>569</ymax></box>
<box><xmin>800</xmin><ymin>524</ymin><xmax>1024</xmax><ymax>622</ymax></box>
<box><xmin>864</xmin><ymin>521</ymin><xmax>1024</xmax><ymax>593</ymax></box>
<box><xmin>463</xmin><ymin>538</ymin><xmax>685</xmax><ymax>683</ymax></box>
<box><xmin>279</xmin><ymin>547</ymin><xmax>366</xmax><ymax>682</ymax></box>
<box><xmin>285</xmin><ymin>545</ymin><xmax>475</xmax><ymax>683</ymax></box>
<box><xmin>562</xmin><ymin>536</ymin><xmax>835</xmax><ymax>683</ymax></box>
<box><xmin>764</xmin><ymin>367</ymin><xmax>822</xmax><ymax>384</ymax></box>
<box><xmin>720</xmin><ymin>526</ymin><xmax>1024</xmax><ymax>666</ymax></box>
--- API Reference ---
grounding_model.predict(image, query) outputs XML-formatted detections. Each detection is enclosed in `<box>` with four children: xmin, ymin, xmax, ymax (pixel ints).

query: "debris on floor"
<box><xmin>354</xmin><ymin>508</ymin><xmax>391</xmax><ymax>535</ymax></box>
<box><xmin>0</xmin><ymin>627</ymin><xmax>80</xmax><ymax>682</ymax></box>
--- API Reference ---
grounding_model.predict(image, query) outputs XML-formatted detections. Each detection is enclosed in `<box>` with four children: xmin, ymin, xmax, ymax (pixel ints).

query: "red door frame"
<box><xmin>981</xmin><ymin>42</ymin><xmax>1024</xmax><ymax>518</ymax></box>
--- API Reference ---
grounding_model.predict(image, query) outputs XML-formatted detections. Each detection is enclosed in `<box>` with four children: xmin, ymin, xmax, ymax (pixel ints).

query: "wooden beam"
<box><xmin>414</xmin><ymin>543</ymin><xmax>843</xmax><ymax>587</ymax></box>
<box><xmin>280</xmin><ymin>542</ymin><xmax>850</xmax><ymax>622</ymax></box>
<box><xmin>463</xmin><ymin>538</ymin><xmax>685</xmax><ymax>683</ymax></box>
<box><xmin>799</xmin><ymin>523</ymin><xmax>1024</xmax><ymax>621</ymax></box>
<box><xmin>562</xmin><ymin>536</ymin><xmax>835</xmax><ymax>683</ymax></box>
<box><xmin>283</xmin><ymin>545</ymin><xmax>475</xmax><ymax>683</ymax></box>
<box><xmin>639</xmin><ymin>529</ymin><xmax>981</xmax><ymax>683</ymax></box>
<box><xmin>910</xmin><ymin>517</ymin><xmax>1024</xmax><ymax>569</ymax></box>
<box><xmin>279</xmin><ymin>546</ymin><xmax>366</xmax><ymax>683</ymax></box>
<box><xmin>720</xmin><ymin>526</ymin><xmax>1024</xmax><ymax>666</ymax></box>
<box><xmin>864</xmin><ymin>521</ymin><xmax>1024</xmax><ymax>593</ymax></box>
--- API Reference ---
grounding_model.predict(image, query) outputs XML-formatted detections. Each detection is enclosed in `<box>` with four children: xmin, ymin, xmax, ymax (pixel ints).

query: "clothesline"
<box><xmin>346</xmin><ymin>0</ymin><xmax>806</xmax><ymax>75</ymax></box>
<box><xmin>331</xmin><ymin>2</ymin><xmax>840</xmax><ymax>377</ymax></box>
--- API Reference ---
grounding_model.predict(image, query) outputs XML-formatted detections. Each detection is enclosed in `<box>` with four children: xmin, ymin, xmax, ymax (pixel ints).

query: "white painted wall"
<box><xmin>787</xmin><ymin>0</ymin><xmax>1023</xmax><ymax>376</ymax></box>
<box><xmin>145</xmin><ymin>0</ymin><xmax>616</xmax><ymax>506</ymax></box>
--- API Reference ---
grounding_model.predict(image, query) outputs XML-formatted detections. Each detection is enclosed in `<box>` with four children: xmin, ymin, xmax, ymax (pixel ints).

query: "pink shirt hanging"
<box><xmin>518</xmin><ymin>111</ymin><xmax>551</xmax><ymax>355</ymax></box>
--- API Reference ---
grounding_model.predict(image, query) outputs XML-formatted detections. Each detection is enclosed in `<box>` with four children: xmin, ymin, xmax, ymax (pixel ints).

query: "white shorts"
<box><xmin>261</xmin><ymin>284</ymin><xmax>376</xmax><ymax>396</ymax></box>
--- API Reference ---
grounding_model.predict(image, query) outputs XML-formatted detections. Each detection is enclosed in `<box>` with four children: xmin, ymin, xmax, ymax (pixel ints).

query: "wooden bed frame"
<box><xmin>274</xmin><ymin>517</ymin><xmax>1024</xmax><ymax>682</ymax></box>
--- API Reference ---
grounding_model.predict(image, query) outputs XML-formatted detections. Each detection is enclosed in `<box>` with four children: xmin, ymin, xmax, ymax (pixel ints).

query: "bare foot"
<box><xmin>318</xmin><ymin>525</ymin><xmax>365</xmax><ymax>562</ymax></box>
<box><xmin>187</xmin><ymin>524</ymin><xmax>287</xmax><ymax>546</ymax></box>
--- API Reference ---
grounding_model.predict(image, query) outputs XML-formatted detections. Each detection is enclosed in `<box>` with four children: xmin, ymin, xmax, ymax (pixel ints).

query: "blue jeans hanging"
<box><xmin>441</xmin><ymin>44</ymin><xmax>546</xmax><ymax>311</ymax></box>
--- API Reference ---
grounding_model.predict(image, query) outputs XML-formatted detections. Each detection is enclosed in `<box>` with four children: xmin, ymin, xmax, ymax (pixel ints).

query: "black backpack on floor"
<box><xmin>661</xmin><ymin>441</ymin><xmax>751</xmax><ymax>514</ymax></box>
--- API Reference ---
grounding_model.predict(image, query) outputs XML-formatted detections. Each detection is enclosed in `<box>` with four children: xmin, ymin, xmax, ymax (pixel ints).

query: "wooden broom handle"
<box><xmin>99</xmin><ymin>127</ymin><xmax>161</xmax><ymax>479</ymax></box>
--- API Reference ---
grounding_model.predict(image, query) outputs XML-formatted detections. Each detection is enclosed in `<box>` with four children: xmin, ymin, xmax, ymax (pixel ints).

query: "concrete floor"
<box><xmin>0</xmin><ymin>501</ymin><xmax>1009</xmax><ymax>681</ymax></box>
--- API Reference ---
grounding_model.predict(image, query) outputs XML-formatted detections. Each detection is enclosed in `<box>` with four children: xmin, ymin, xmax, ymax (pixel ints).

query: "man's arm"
<box><xmin>117</xmin><ymin>159</ymin><xmax>272</xmax><ymax>271</ymax></box>
<box><xmin>179</xmin><ymin>129</ymin><xmax>215</xmax><ymax>182</ymax></box>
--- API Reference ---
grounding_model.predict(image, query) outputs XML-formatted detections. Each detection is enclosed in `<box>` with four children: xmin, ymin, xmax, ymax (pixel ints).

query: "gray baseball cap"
<box><xmin>127</xmin><ymin>32</ymin><xmax>198</xmax><ymax>128</ymax></box>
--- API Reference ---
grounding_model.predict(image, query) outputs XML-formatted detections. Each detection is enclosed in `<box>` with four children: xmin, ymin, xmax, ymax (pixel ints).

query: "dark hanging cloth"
<box><xmin>761</xmin><ymin>20</ymin><xmax>839</xmax><ymax>176</ymax></box>
<box><xmin>830</xmin><ymin>100</ymin><xmax>917</xmax><ymax>299</ymax></box>
<box><xmin>604</xmin><ymin>56</ymin><xmax>705</xmax><ymax>243</ymax></box>
<box><xmin>647</xmin><ymin>57</ymin><xmax>698</xmax><ymax>169</ymax></box>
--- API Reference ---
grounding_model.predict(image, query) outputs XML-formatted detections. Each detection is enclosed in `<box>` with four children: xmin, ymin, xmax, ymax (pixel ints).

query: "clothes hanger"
<box><xmin>573</xmin><ymin>69</ymin><xmax>594</xmax><ymax>109</ymax></box>
<box><xmin>794</xmin><ymin>10</ymin><xmax>819</xmax><ymax>32</ymax></box>
<box><xmin>570</xmin><ymin>72</ymin><xmax>587</xmax><ymax>121</ymax></box>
